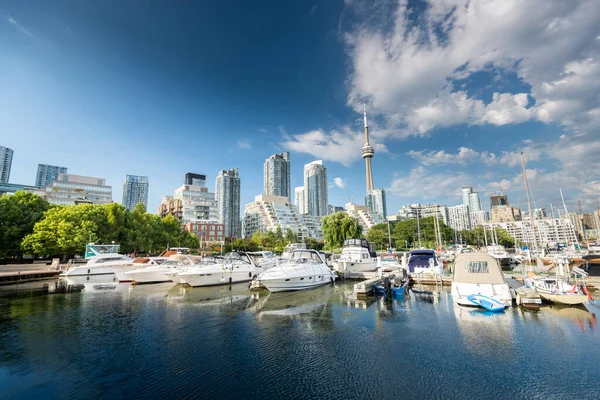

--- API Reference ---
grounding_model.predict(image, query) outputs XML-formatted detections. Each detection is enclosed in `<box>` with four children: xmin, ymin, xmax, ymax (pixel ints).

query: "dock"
<box><xmin>505</xmin><ymin>277</ymin><xmax>542</xmax><ymax>309</ymax></box>
<box><xmin>0</xmin><ymin>269</ymin><xmax>61</xmax><ymax>285</ymax></box>
<box><xmin>353</xmin><ymin>277</ymin><xmax>380</xmax><ymax>297</ymax></box>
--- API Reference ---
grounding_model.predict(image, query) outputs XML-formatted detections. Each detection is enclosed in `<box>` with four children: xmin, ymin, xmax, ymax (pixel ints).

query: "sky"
<box><xmin>1</xmin><ymin>0</ymin><xmax>600</xmax><ymax>216</ymax></box>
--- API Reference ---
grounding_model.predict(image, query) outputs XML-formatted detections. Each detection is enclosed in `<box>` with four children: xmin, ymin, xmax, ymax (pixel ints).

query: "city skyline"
<box><xmin>2</xmin><ymin>1</ymin><xmax>600</xmax><ymax>214</ymax></box>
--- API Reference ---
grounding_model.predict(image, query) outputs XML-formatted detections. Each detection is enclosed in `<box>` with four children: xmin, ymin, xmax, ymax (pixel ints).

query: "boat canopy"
<box><xmin>344</xmin><ymin>238</ymin><xmax>369</xmax><ymax>248</ymax></box>
<box><xmin>453</xmin><ymin>253</ymin><xmax>505</xmax><ymax>284</ymax></box>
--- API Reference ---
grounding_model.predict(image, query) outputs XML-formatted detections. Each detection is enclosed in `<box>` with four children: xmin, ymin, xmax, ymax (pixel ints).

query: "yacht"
<box><xmin>406</xmin><ymin>249</ymin><xmax>442</xmax><ymax>276</ymax></box>
<box><xmin>175</xmin><ymin>252</ymin><xmax>261</xmax><ymax>287</ymax></box>
<box><xmin>486</xmin><ymin>245</ymin><xmax>518</xmax><ymax>267</ymax></box>
<box><xmin>451</xmin><ymin>252</ymin><xmax>513</xmax><ymax>308</ymax></box>
<box><xmin>248</xmin><ymin>251</ymin><xmax>279</xmax><ymax>269</ymax></box>
<box><xmin>524</xmin><ymin>256</ymin><xmax>590</xmax><ymax>305</ymax></box>
<box><xmin>332</xmin><ymin>239</ymin><xmax>379</xmax><ymax>277</ymax></box>
<box><xmin>255</xmin><ymin>249</ymin><xmax>336</xmax><ymax>292</ymax></box>
<box><xmin>281</xmin><ymin>243</ymin><xmax>307</xmax><ymax>260</ymax></box>
<box><xmin>60</xmin><ymin>253</ymin><xmax>135</xmax><ymax>282</ymax></box>
<box><xmin>378</xmin><ymin>253</ymin><xmax>401</xmax><ymax>273</ymax></box>
<box><xmin>125</xmin><ymin>254</ymin><xmax>203</xmax><ymax>284</ymax></box>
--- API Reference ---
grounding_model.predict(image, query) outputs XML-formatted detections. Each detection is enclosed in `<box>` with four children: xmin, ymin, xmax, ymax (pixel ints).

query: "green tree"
<box><xmin>231</xmin><ymin>238</ymin><xmax>259</xmax><ymax>252</ymax></box>
<box><xmin>304</xmin><ymin>237</ymin><xmax>324</xmax><ymax>251</ymax></box>
<box><xmin>285</xmin><ymin>228</ymin><xmax>297</xmax><ymax>244</ymax></box>
<box><xmin>366</xmin><ymin>223</ymin><xmax>390</xmax><ymax>250</ymax></box>
<box><xmin>392</xmin><ymin>217</ymin><xmax>454</xmax><ymax>249</ymax></box>
<box><xmin>0</xmin><ymin>191</ymin><xmax>51</xmax><ymax>258</ymax></box>
<box><xmin>321</xmin><ymin>212</ymin><xmax>363</xmax><ymax>250</ymax></box>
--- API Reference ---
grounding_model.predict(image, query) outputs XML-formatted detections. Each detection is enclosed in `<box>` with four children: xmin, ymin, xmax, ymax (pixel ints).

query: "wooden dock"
<box><xmin>0</xmin><ymin>269</ymin><xmax>61</xmax><ymax>285</ymax></box>
<box><xmin>505</xmin><ymin>277</ymin><xmax>542</xmax><ymax>309</ymax></box>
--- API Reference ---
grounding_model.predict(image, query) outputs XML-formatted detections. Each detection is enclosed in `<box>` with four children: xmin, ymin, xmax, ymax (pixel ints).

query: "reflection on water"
<box><xmin>1</xmin><ymin>278</ymin><xmax>599</xmax><ymax>399</ymax></box>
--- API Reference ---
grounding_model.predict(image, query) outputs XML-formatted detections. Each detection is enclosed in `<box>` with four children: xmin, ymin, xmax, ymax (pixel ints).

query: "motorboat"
<box><xmin>406</xmin><ymin>249</ymin><xmax>442</xmax><ymax>276</ymax></box>
<box><xmin>125</xmin><ymin>254</ymin><xmax>203</xmax><ymax>284</ymax></box>
<box><xmin>378</xmin><ymin>253</ymin><xmax>401</xmax><ymax>273</ymax></box>
<box><xmin>280</xmin><ymin>243</ymin><xmax>306</xmax><ymax>260</ymax></box>
<box><xmin>451</xmin><ymin>252</ymin><xmax>513</xmax><ymax>308</ymax></box>
<box><xmin>248</xmin><ymin>251</ymin><xmax>279</xmax><ymax>269</ymax></box>
<box><xmin>255</xmin><ymin>249</ymin><xmax>336</xmax><ymax>293</ymax></box>
<box><xmin>373</xmin><ymin>273</ymin><xmax>409</xmax><ymax>299</ymax></box>
<box><xmin>60</xmin><ymin>253</ymin><xmax>135</xmax><ymax>282</ymax></box>
<box><xmin>332</xmin><ymin>239</ymin><xmax>378</xmax><ymax>278</ymax></box>
<box><xmin>486</xmin><ymin>245</ymin><xmax>518</xmax><ymax>267</ymax></box>
<box><xmin>175</xmin><ymin>252</ymin><xmax>261</xmax><ymax>287</ymax></box>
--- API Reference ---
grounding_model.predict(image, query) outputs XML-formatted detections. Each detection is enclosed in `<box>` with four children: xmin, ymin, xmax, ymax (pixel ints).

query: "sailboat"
<box><xmin>524</xmin><ymin>256</ymin><xmax>589</xmax><ymax>305</ymax></box>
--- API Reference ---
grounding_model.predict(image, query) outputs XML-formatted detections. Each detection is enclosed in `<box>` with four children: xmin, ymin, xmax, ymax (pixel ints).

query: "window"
<box><xmin>465</xmin><ymin>261</ymin><xmax>488</xmax><ymax>274</ymax></box>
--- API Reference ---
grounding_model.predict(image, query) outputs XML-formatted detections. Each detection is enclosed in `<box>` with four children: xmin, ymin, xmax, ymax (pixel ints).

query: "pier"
<box><xmin>505</xmin><ymin>277</ymin><xmax>542</xmax><ymax>309</ymax></box>
<box><xmin>0</xmin><ymin>264</ymin><xmax>61</xmax><ymax>286</ymax></box>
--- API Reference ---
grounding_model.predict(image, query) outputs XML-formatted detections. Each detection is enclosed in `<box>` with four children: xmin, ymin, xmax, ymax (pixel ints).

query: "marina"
<box><xmin>1</xmin><ymin>278</ymin><xmax>599</xmax><ymax>399</ymax></box>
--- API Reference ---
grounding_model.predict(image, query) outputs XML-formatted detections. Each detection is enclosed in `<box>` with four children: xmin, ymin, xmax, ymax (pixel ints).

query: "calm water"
<box><xmin>1</xmin><ymin>279</ymin><xmax>599</xmax><ymax>400</ymax></box>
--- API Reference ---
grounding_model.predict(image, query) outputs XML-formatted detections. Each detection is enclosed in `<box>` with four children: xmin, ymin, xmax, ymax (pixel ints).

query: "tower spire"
<box><xmin>363</xmin><ymin>103</ymin><xmax>368</xmax><ymax>131</ymax></box>
<box><xmin>361</xmin><ymin>104</ymin><xmax>374</xmax><ymax>193</ymax></box>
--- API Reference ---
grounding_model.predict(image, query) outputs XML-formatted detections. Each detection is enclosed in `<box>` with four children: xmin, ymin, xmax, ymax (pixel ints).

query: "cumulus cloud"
<box><xmin>386</xmin><ymin>166</ymin><xmax>468</xmax><ymax>201</ymax></box>
<box><xmin>345</xmin><ymin>0</ymin><xmax>600</xmax><ymax>138</ymax></box>
<box><xmin>281</xmin><ymin>126</ymin><xmax>388</xmax><ymax>166</ymax></box>
<box><xmin>333</xmin><ymin>177</ymin><xmax>346</xmax><ymax>189</ymax></box>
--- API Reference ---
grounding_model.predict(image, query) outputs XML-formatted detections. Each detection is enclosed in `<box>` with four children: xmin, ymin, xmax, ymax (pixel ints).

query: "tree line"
<box><xmin>0</xmin><ymin>191</ymin><xmax>199</xmax><ymax>260</ymax></box>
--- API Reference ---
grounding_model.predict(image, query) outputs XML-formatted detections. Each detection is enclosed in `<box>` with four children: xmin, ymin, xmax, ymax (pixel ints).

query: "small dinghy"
<box><xmin>374</xmin><ymin>274</ymin><xmax>409</xmax><ymax>299</ymax></box>
<box><xmin>467</xmin><ymin>294</ymin><xmax>506</xmax><ymax>312</ymax></box>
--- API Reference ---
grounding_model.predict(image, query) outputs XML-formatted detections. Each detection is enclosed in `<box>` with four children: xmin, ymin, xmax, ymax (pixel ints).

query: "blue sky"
<box><xmin>1</xmin><ymin>0</ymin><xmax>599</xmax><ymax>214</ymax></box>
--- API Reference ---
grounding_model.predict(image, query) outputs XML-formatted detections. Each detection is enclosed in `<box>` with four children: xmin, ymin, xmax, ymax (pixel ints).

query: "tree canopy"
<box><xmin>366</xmin><ymin>223</ymin><xmax>391</xmax><ymax>250</ymax></box>
<box><xmin>321</xmin><ymin>212</ymin><xmax>363</xmax><ymax>250</ymax></box>
<box><xmin>0</xmin><ymin>191</ymin><xmax>51</xmax><ymax>258</ymax></box>
<box><xmin>459</xmin><ymin>225</ymin><xmax>519</xmax><ymax>248</ymax></box>
<box><xmin>21</xmin><ymin>202</ymin><xmax>199</xmax><ymax>259</ymax></box>
<box><xmin>392</xmin><ymin>217</ymin><xmax>454</xmax><ymax>249</ymax></box>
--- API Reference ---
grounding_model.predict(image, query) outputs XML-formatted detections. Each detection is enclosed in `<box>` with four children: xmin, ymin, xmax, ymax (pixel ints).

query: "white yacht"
<box><xmin>175</xmin><ymin>252</ymin><xmax>261</xmax><ymax>287</ymax></box>
<box><xmin>378</xmin><ymin>253</ymin><xmax>401</xmax><ymax>273</ymax></box>
<box><xmin>280</xmin><ymin>243</ymin><xmax>307</xmax><ymax>260</ymax></box>
<box><xmin>524</xmin><ymin>256</ymin><xmax>590</xmax><ymax>305</ymax></box>
<box><xmin>248</xmin><ymin>251</ymin><xmax>279</xmax><ymax>269</ymax></box>
<box><xmin>125</xmin><ymin>254</ymin><xmax>203</xmax><ymax>284</ymax></box>
<box><xmin>60</xmin><ymin>253</ymin><xmax>135</xmax><ymax>282</ymax></box>
<box><xmin>332</xmin><ymin>239</ymin><xmax>379</xmax><ymax>277</ymax></box>
<box><xmin>486</xmin><ymin>245</ymin><xmax>518</xmax><ymax>267</ymax></box>
<box><xmin>451</xmin><ymin>252</ymin><xmax>513</xmax><ymax>307</ymax></box>
<box><xmin>255</xmin><ymin>249</ymin><xmax>336</xmax><ymax>293</ymax></box>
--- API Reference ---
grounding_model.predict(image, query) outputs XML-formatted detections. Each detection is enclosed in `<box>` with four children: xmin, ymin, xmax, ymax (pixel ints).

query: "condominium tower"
<box><xmin>366</xmin><ymin>188</ymin><xmax>387</xmax><ymax>219</ymax></box>
<box><xmin>0</xmin><ymin>146</ymin><xmax>13</xmax><ymax>183</ymax></box>
<box><xmin>215</xmin><ymin>168</ymin><xmax>241</xmax><ymax>238</ymax></box>
<box><xmin>35</xmin><ymin>164</ymin><xmax>68</xmax><ymax>188</ymax></box>
<box><xmin>304</xmin><ymin>160</ymin><xmax>328</xmax><ymax>217</ymax></box>
<box><xmin>461</xmin><ymin>186</ymin><xmax>482</xmax><ymax>213</ymax></box>
<box><xmin>45</xmin><ymin>174</ymin><xmax>112</xmax><ymax>205</ymax></box>
<box><xmin>294</xmin><ymin>186</ymin><xmax>307</xmax><ymax>214</ymax></box>
<box><xmin>122</xmin><ymin>175</ymin><xmax>149</xmax><ymax>211</ymax></box>
<box><xmin>264</xmin><ymin>152</ymin><xmax>290</xmax><ymax>200</ymax></box>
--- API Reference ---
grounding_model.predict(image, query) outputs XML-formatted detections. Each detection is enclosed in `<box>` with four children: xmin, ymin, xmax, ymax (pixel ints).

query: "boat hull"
<box><xmin>61</xmin><ymin>265</ymin><xmax>136</xmax><ymax>282</ymax></box>
<box><xmin>261</xmin><ymin>277</ymin><xmax>333</xmax><ymax>293</ymax></box>
<box><xmin>538</xmin><ymin>292</ymin><xmax>589</xmax><ymax>305</ymax></box>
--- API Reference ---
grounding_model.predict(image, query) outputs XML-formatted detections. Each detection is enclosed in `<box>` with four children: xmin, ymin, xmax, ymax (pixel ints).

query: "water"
<box><xmin>1</xmin><ymin>280</ymin><xmax>599</xmax><ymax>400</ymax></box>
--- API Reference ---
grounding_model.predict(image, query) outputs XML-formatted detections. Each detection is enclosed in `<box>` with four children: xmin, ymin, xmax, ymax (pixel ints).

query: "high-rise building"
<box><xmin>243</xmin><ymin>194</ymin><xmax>322</xmax><ymax>240</ymax></box>
<box><xmin>304</xmin><ymin>160</ymin><xmax>328</xmax><ymax>217</ymax></box>
<box><xmin>184</xmin><ymin>173</ymin><xmax>206</xmax><ymax>187</ymax></box>
<box><xmin>490</xmin><ymin>193</ymin><xmax>509</xmax><ymax>209</ymax></box>
<box><xmin>345</xmin><ymin>203</ymin><xmax>385</xmax><ymax>232</ymax></box>
<box><xmin>294</xmin><ymin>186</ymin><xmax>306</xmax><ymax>214</ymax></box>
<box><xmin>392</xmin><ymin>204</ymin><xmax>449</xmax><ymax>225</ymax></box>
<box><xmin>470</xmin><ymin>210</ymin><xmax>490</xmax><ymax>227</ymax></box>
<box><xmin>361</xmin><ymin>105</ymin><xmax>375</xmax><ymax>193</ymax></box>
<box><xmin>36</xmin><ymin>164</ymin><xmax>67</xmax><ymax>188</ymax></box>
<box><xmin>264</xmin><ymin>152</ymin><xmax>291</xmax><ymax>200</ymax></box>
<box><xmin>366</xmin><ymin>188</ymin><xmax>387</xmax><ymax>219</ymax></box>
<box><xmin>328</xmin><ymin>204</ymin><xmax>345</xmax><ymax>215</ymax></box>
<box><xmin>491</xmin><ymin>206</ymin><xmax>522</xmax><ymax>222</ymax></box>
<box><xmin>122</xmin><ymin>175</ymin><xmax>149</xmax><ymax>211</ymax></box>
<box><xmin>0</xmin><ymin>146</ymin><xmax>14</xmax><ymax>183</ymax></box>
<box><xmin>448</xmin><ymin>204</ymin><xmax>472</xmax><ymax>231</ymax></box>
<box><xmin>159</xmin><ymin>183</ymin><xmax>218</xmax><ymax>223</ymax></box>
<box><xmin>484</xmin><ymin>218</ymin><xmax>577</xmax><ymax>246</ymax></box>
<box><xmin>215</xmin><ymin>168</ymin><xmax>241</xmax><ymax>239</ymax></box>
<box><xmin>462</xmin><ymin>186</ymin><xmax>482</xmax><ymax>212</ymax></box>
<box><xmin>45</xmin><ymin>174</ymin><xmax>112</xmax><ymax>205</ymax></box>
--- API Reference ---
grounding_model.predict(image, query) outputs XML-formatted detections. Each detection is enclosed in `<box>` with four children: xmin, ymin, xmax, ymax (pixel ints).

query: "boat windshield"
<box><xmin>381</xmin><ymin>256</ymin><xmax>397</xmax><ymax>262</ymax></box>
<box><xmin>290</xmin><ymin>251</ymin><xmax>323</xmax><ymax>264</ymax></box>
<box><xmin>224</xmin><ymin>252</ymin><xmax>251</xmax><ymax>264</ymax></box>
<box><xmin>409</xmin><ymin>255</ymin><xmax>434</xmax><ymax>264</ymax></box>
<box><xmin>464</xmin><ymin>261</ymin><xmax>489</xmax><ymax>274</ymax></box>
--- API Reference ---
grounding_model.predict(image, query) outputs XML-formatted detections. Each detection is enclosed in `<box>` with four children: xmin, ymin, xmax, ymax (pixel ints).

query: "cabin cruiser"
<box><xmin>125</xmin><ymin>254</ymin><xmax>204</xmax><ymax>284</ymax></box>
<box><xmin>486</xmin><ymin>245</ymin><xmax>518</xmax><ymax>267</ymax></box>
<box><xmin>175</xmin><ymin>252</ymin><xmax>261</xmax><ymax>287</ymax></box>
<box><xmin>406</xmin><ymin>249</ymin><xmax>442</xmax><ymax>276</ymax></box>
<box><xmin>280</xmin><ymin>243</ymin><xmax>307</xmax><ymax>260</ymax></box>
<box><xmin>332</xmin><ymin>239</ymin><xmax>378</xmax><ymax>277</ymax></box>
<box><xmin>255</xmin><ymin>249</ymin><xmax>336</xmax><ymax>293</ymax></box>
<box><xmin>248</xmin><ymin>251</ymin><xmax>279</xmax><ymax>269</ymax></box>
<box><xmin>60</xmin><ymin>253</ymin><xmax>135</xmax><ymax>282</ymax></box>
<box><xmin>378</xmin><ymin>253</ymin><xmax>401</xmax><ymax>273</ymax></box>
<box><xmin>451</xmin><ymin>253</ymin><xmax>513</xmax><ymax>308</ymax></box>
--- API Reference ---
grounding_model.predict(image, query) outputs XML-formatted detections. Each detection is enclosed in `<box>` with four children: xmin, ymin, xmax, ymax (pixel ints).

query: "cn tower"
<box><xmin>361</xmin><ymin>104</ymin><xmax>375</xmax><ymax>193</ymax></box>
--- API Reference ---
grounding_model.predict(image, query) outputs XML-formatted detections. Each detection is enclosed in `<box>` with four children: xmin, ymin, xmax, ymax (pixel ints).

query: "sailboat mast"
<box><xmin>521</xmin><ymin>151</ymin><xmax>538</xmax><ymax>254</ymax></box>
<box><xmin>578</xmin><ymin>200</ymin><xmax>589</xmax><ymax>248</ymax></box>
<box><xmin>416</xmin><ymin>207</ymin><xmax>422</xmax><ymax>249</ymax></box>
<box><xmin>560</xmin><ymin>188</ymin><xmax>579</xmax><ymax>246</ymax></box>
<box><xmin>550</xmin><ymin>204</ymin><xmax>560</xmax><ymax>246</ymax></box>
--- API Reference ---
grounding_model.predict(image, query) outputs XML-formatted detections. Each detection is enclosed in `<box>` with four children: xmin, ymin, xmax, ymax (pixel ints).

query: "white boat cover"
<box><xmin>453</xmin><ymin>253</ymin><xmax>505</xmax><ymax>284</ymax></box>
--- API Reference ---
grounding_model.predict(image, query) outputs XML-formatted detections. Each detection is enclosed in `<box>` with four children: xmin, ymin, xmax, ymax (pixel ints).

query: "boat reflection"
<box><xmin>539</xmin><ymin>304</ymin><xmax>597</xmax><ymax>333</ymax></box>
<box><xmin>165</xmin><ymin>282</ymin><xmax>255</xmax><ymax>311</ymax></box>
<box><xmin>255</xmin><ymin>287</ymin><xmax>332</xmax><ymax>322</ymax></box>
<box><xmin>59</xmin><ymin>275</ymin><xmax>127</xmax><ymax>293</ymax></box>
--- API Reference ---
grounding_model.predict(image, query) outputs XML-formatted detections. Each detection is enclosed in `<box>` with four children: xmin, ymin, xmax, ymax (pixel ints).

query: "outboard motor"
<box><xmin>381</xmin><ymin>275</ymin><xmax>393</xmax><ymax>298</ymax></box>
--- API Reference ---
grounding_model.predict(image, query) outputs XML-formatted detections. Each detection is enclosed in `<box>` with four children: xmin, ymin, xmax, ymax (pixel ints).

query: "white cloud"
<box><xmin>6</xmin><ymin>16</ymin><xmax>32</xmax><ymax>36</ymax></box>
<box><xmin>281</xmin><ymin>126</ymin><xmax>388</xmax><ymax>167</ymax></box>
<box><xmin>345</xmin><ymin>0</ymin><xmax>600</xmax><ymax>138</ymax></box>
<box><xmin>237</xmin><ymin>140</ymin><xmax>251</xmax><ymax>149</ymax></box>
<box><xmin>386</xmin><ymin>166</ymin><xmax>468</xmax><ymax>201</ymax></box>
<box><xmin>333</xmin><ymin>177</ymin><xmax>346</xmax><ymax>189</ymax></box>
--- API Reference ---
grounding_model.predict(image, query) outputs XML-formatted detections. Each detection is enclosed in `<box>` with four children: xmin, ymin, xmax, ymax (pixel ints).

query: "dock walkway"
<box><xmin>0</xmin><ymin>264</ymin><xmax>61</xmax><ymax>285</ymax></box>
